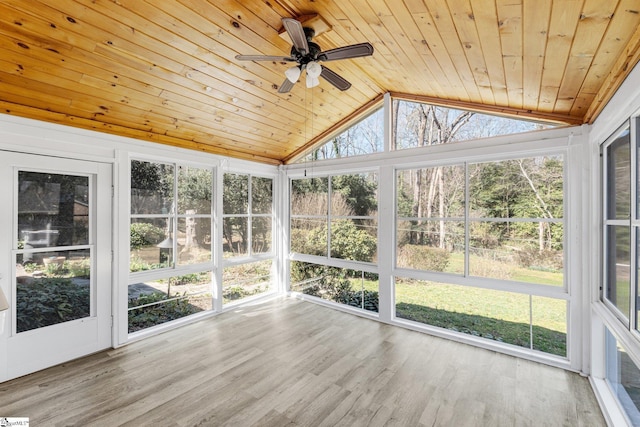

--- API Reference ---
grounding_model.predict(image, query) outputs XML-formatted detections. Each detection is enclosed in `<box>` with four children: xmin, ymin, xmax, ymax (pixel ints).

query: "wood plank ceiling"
<box><xmin>1</xmin><ymin>1</ymin><xmax>639</xmax><ymax>165</ymax></box>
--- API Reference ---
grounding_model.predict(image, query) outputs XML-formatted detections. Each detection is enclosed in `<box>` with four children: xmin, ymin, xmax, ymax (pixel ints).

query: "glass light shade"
<box><xmin>0</xmin><ymin>287</ymin><xmax>8</xmax><ymax>311</ymax></box>
<box><xmin>306</xmin><ymin>74</ymin><xmax>320</xmax><ymax>88</ymax></box>
<box><xmin>306</xmin><ymin>61</ymin><xmax>322</xmax><ymax>78</ymax></box>
<box><xmin>284</xmin><ymin>66</ymin><xmax>301</xmax><ymax>83</ymax></box>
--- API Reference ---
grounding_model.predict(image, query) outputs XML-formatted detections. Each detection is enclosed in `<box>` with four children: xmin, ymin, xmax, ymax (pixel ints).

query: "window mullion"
<box><xmin>248</xmin><ymin>174</ymin><xmax>253</xmax><ymax>257</ymax></box>
<box><xmin>631</xmin><ymin>117</ymin><xmax>639</xmax><ymax>331</ymax></box>
<box><xmin>327</xmin><ymin>175</ymin><xmax>332</xmax><ymax>258</ymax></box>
<box><xmin>464</xmin><ymin>161</ymin><xmax>470</xmax><ymax>277</ymax></box>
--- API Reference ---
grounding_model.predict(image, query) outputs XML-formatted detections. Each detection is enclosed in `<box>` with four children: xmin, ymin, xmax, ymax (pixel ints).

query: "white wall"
<box><xmin>587</xmin><ymin>60</ymin><xmax>640</xmax><ymax>426</ymax></box>
<box><xmin>285</xmin><ymin>116</ymin><xmax>591</xmax><ymax>372</ymax></box>
<box><xmin>0</xmin><ymin>113</ymin><xmax>279</xmax><ymax>380</ymax></box>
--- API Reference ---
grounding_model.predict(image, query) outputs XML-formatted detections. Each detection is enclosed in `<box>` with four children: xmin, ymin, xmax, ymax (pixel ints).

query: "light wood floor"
<box><xmin>0</xmin><ymin>297</ymin><xmax>605</xmax><ymax>426</ymax></box>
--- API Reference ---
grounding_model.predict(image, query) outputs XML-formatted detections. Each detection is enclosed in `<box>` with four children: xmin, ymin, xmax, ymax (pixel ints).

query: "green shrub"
<box><xmin>398</xmin><ymin>245</ymin><xmax>450</xmax><ymax>271</ymax></box>
<box><xmin>128</xmin><ymin>292</ymin><xmax>200</xmax><ymax>332</ymax></box>
<box><xmin>168</xmin><ymin>273</ymin><xmax>209</xmax><ymax>286</ymax></box>
<box><xmin>516</xmin><ymin>248</ymin><xmax>563</xmax><ymax>271</ymax></box>
<box><xmin>330</xmin><ymin>219</ymin><xmax>376</xmax><ymax>262</ymax></box>
<box><xmin>16</xmin><ymin>278</ymin><xmax>90</xmax><ymax>333</ymax></box>
<box><xmin>291</xmin><ymin>264</ymin><xmax>379</xmax><ymax>313</ymax></box>
<box><xmin>291</xmin><ymin>220</ymin><xmax>376</xmax><ymax>262</ymax></box>
<box><xmin>333</xmin><ymin>280</ymin><xmax>379</xmax><ymax>312</ymax></box>
<box><xmin>130</xmin><ymin>222</ymin><xmax>165</xmax><ymax>249</ymax></box>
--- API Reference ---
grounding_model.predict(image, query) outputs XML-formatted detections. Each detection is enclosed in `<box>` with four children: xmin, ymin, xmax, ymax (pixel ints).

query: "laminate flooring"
<box><xmin>0</xmin><ymin>297</ymin><xmax>605</xmax><ymax>426</ymax></box>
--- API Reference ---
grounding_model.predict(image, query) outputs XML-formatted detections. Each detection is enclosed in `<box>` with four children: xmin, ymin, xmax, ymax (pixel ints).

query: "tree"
<box><xmin>130</xmin><ymin>160</ymin><xmax>173</xmax><ymax>214</ymax></box>
<box><xmin>331</xmin><ymin>174</ymin><xmax>377</xmax><ymax>217</ymax></box>
<box><xmin>395</xmin><ymin>103</ymin><xmax>473</xmax><ymax>247</ymax></box>
<box><xmin>223</xmin><ymin>173</ymin><xmax>248</xmax><ymax>255</ymax></box>
<box><xmin>302</xmin><ymin>109</ymin><xmax>384</xmax><ymax>160</ymax></box>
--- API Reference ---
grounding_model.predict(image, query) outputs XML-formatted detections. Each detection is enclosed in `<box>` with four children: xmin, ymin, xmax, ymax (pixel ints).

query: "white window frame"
<box><xmin>289</xmin><ymin>169</ymin><xmax>380</xmax><ymax>274</ymax></box>
<box><xmin>221</xmin><ymin>172</ymin><xmax>275</xmax><ymax>261</ymax></box>
<box><xmin>127</xmin><ymin>156</ymin><xmax>217</xmax><ymax>339</ymax></box>
<box><xmin>601</xmin><ymin>120</ymin><xmax>634</xmax><ymax>327</ymax></box>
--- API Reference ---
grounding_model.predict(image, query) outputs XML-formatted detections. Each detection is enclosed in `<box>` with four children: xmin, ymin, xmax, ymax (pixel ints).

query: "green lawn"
<box><xmin>394</xmin><ymin>279</ymin><xmax>566</xmax><ymax>356</ymax></box>
<box><xmin>447</xmin><ymin>252</ymin><xmax>563</xmax><ymax>286</ymax></box>
<box><xmin>345</xmin><ymin>253</ymin><xmax>566</xmax><ymax>356</ymax></box>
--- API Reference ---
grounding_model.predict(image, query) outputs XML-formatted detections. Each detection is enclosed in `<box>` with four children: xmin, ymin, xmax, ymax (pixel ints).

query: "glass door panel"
<box><xmin>16</xmin><ymin>172</ymin><xmax>92</xmax><ymax>334</ymax></box>
<box><xmin>0</xmin><ymin>152</ymin><xmax>112</xmax><ymax>382</ymax></box>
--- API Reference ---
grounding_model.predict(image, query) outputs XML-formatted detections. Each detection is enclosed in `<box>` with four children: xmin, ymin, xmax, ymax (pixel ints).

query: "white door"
<box><xmin>0</xmin><ymin>152</ymin><xmax>112</xmax><ymax>381</ymax></box>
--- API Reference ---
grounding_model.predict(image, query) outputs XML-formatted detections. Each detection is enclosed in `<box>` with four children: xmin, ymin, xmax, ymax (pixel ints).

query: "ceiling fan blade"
<box><xmin>235</xmin><ymin>54</ymin><xmax>295</xmax><ymax>62</ymax></box>
<box><xmin>320</xmin><ymin>66</ymin><xmax>351</xmax><ymax>91</ymax></box>
<box><xmin>278</xmin><ymin>77</ymin><xmax>296</xmax><ymax>93</ymax></box>
<box><xmin>319</xmin><ymin>43</ymin><xmax>374</xmax><ymax>61</ymax></box>
<box><xmin>282</xmin><ymin>18</ymin><xmax>309</xmax><ymax>55</ymax></box>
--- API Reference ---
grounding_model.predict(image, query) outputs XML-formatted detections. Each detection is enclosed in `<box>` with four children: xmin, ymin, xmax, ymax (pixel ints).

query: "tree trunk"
<box><xmin>539</xmin><ymin>222</ymin><xmax>544</xmax><ymax>252</ymax></box>
<box><xmin>391</xmin><ymin>100</ymin><xmax>399</xmax><ymax>151</ymax></box>
<box><xmin>438</xmin><ymin>167</ymin><xmax>445</xmax><ymax>249</ymax></box>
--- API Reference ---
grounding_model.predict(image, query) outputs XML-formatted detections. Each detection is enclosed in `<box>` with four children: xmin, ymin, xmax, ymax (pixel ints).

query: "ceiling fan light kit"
<box><xmin>306</xmin><ymin>61</ymin><xmax>322</xmax><ymax>78</ymax></box>
<box><xmin>306</xmin><ymin>74</ymin><xmax>320</xmax><ymax>88</ymax></box>
<box><xmin>285</xmin><ymin>66</ymin><xmax>302</xmax><ymax>83</ymax></box>
<box><xmin>236</xmin><ymin>17</ymin><xmax>373</xmax><ymax>93</ymax></box>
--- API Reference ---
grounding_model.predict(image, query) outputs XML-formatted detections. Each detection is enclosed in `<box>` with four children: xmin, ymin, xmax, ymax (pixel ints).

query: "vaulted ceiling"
<box><xmin>1</xmin><ymin>1</ymin><xmax>639</xmax><ymax>165</ymax></box>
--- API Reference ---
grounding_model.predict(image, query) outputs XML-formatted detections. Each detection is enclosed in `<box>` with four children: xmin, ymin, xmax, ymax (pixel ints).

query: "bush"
<box><xmin>16</xmin><ymin>278</ymin><xmax>90</xmax><ymax>333</ymax></box>
<box><xmin>130</xmin><ymin>222</ymin><xmax>165</xmax><ymax>249</ymax></box>
<box><xmin>516</xmin><ymin>248</ymin><xmax>563</xmax><ymax>271</ymax></box>
<box><xmin>334</xmin><ymin>280</ymin><xmax>379</xmax><ymax>311</ymax></box>
<box><xmin>291</xmin><ymin>264</ymin><xmax>379</xmax><ymax>313</ymax></box>
<box><xmin>330</xmin><ymin>219</ymin><xmax>376</xmax><ymax>262</ymax></box>
<box><xmin>128</xmin><ymin>292</ymin><xmax>201</xmax><ymax>332</ymax></box>
<box><xmin>291</xmin><ymin>220</ymin><xmax>376</xmax><ymax>262</ymax></box>
<box><xmin>397</xmin><ymin>245</ymin><xmax>450</xmax><ymax>271</ymax></box>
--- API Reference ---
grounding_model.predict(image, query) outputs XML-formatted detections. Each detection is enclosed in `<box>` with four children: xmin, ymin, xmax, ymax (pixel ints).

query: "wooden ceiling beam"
<box><xmin>390</xmin><ymin>92</ymin><xmax>583</xmax><ymax>125</ymax></box>
<box><xmin>282</xmin><ymin>93</ymin><xmax>384</xmax><ymax>164</ymax></box>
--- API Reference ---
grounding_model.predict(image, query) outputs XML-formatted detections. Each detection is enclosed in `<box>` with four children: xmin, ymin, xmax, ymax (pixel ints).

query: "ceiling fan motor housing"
<box><xmin>290</xmin><ymin>27</ymin><xmax>322</xmax><ymax>66</ymax></box>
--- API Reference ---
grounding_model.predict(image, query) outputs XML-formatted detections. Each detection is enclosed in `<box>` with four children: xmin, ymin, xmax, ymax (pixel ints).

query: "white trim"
<box><xmin>285</xmin><ymin>124</ymin><xmax>582</xmax><ymax>173</ymax></box>
<box><xmin>591</xmin><ymin>376</ymin><xmax>631</xmax><ymax>427</ymax></box>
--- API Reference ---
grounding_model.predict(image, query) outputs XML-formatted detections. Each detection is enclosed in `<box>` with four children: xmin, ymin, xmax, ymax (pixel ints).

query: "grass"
<box><xmin>301</xmin><ymin>251</ymin><xmax>567</xmax><ymax>356</ymax></box>
<box><xmin>409</xmin><ymin>250</ymin><xmax>564</xmax><ymax>286</ymax></box>
<box><xmin>394</xmin><ymin>278</ymin><xmax>566</xmax><ymax>356</ymax></box>
<box><xmin>344</xmin><ymin>253</ymin><xmax>566</xmax><ymax>356</ymax></box>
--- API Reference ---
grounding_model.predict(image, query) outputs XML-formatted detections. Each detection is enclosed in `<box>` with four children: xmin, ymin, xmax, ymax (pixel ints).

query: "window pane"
<box><xmin>223</xmin><ymin>260</ymin><xmax>272</xmax><ymax>304</ymax></box>
<box><xmin>177</xmin><ymin>165</ymin><xmax>212</xmax><ymax>215</ymax></box>
<box><xmin>469</xmin><ymin>157</ymin><xmax>564</xmax><ymax>219</ymax></box>
<box><xmin>18</xmin><ymin>171</ymin><xmax>90</xmax><ymax>247</ymax></box>
<box><xmin>131</xmin><ymin>160</ymin><xmax>174</xmax><ymax>215</ymax></box>
<box><xmin>395</xmin><ymin>278</ymin><xmax>531</xmax><ymax>350</ymax></box>
<box><xmin>16</xmin><ymin>250</ymin><xmax>91</xmax><ymax>333</ymax></box>
<box><xmin>223</xmin><ymin>217</ymin><xmax>247</xmax><ymax>258</ymax></box>
<box><xmin>606</xmin><ymin>329</ymin><xmax>640</xmax><ymax>425</ymax></box>
<box><xmin>392</xmin><ymin>100</ymin><xmax>553</xmax><ymax>150</ymax></box>
<box><xmin>469</xmin><ymin>221</ymin><xmax>563</xmax><ymax>286</ymax></box>
<box><xmin>396</xmin><ymin>166</ymin><xmax>465</xmax><ymax>218</ymax></box>
<box><xmin>396</xmin><ymin>220</ymin><xmax>464</xmax><ymax>274</ymax></box>
<box><xmin>291</xmin><ymin>177</ymin><xmax>328</xmax><ymax>216</ymax></box>
<box><xmin>291</xmin><ymin>261</ymin><xmax>379</xmax><ymax>313</ymax></box>
<box><xmin>252</xmin><ymin>177</ymin><xmax>273</xmax><ymax>214</ymax></box>
<box><xmin>128</xmin><ymin>271</ymin><xmax>212</xmax><ymax>333</ymax></box>
<box><xmin>638</xmin><ymin>234</ymin><xmax>640</xmax><ymax>331</ymax></box>
<box><xmin>532</xmin><ymin>296</ymin><xmax>567</xmax><ymax>357</ymax></box>
<box><xmin>223</xmin><ymin>173</ymin><xmax>248</xmax><ymax>215</ymax></box>
<box><xmin>130</xmin><ymin>218</ymin><xmax>172</xmax><ymax>272</ymax></box>
<box><xmin>296</xmin><ymin>108</ymin><xmax>384</xmax><ymax>161</ymax></box>
<box><xmin>177</xmin><ymin>217</ymin><xmax>211</xmax><ymax>265</ymax></box>
<box><xmin>605</xmin><ymin>125</ymin><xmax>631</xmax><ymax>220</ymax></box>
<box><xmin>291</xmin><ymin>217</ymin><xmax>327</xmax><ymax>256</ymax></box>
<box><xmin>330</xmin><ymin>173</ymin><xmax>378</xmax><ymax>216</ymax></box>
<box><xmin>251</xmin><ymin>217</ymin><xmax>272</xmax><ymax>254</ymax></box>
<box><xmin>606</xmin><ymin>225</ymin><xmax>630</xmax><ymax>319</ymax></box>
<box><xmin>330</xmin><ymin>219</ymin><xmax>377</xmax><ymax>262</ymax></box>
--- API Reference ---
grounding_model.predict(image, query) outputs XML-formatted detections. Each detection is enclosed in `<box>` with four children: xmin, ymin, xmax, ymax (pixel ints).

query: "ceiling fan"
<box><xmin>235</xmin><ymin>18</ymin><xmax>374</xmax><ymax>93</ymax></box>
